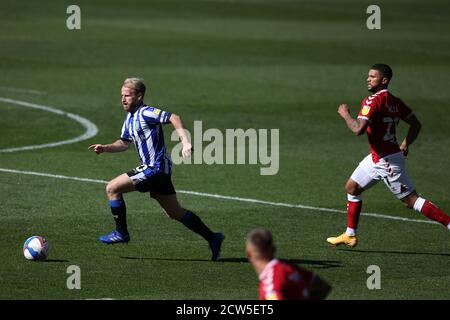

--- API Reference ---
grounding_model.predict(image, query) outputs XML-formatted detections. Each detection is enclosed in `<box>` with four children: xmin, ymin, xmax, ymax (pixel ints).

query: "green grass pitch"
<box><xmin>0</xmin><ymin>0</ymin><xmax>449</xmax><ymax>300</ymax></box>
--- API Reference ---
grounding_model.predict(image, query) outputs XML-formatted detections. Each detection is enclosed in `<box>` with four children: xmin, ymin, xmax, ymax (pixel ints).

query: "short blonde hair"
<box><xmin>123</xmin><ymin>77</ymin><xmax>146</xmax><ymax>97</ymax></box>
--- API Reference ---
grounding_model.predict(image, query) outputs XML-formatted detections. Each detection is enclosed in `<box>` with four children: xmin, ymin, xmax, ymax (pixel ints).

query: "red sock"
<box><xmin>421</xmin><ymin>200</ymin><xmax>450</xmax><ymax>227</ymax></box>
<box><xmin>347</xmin><ymin>199</ymin><xmax>362</xmax><ymax>229</ymax></box>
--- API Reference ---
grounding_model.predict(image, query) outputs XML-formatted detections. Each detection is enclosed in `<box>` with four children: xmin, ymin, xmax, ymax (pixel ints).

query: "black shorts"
<box><xmin>127</xmin><ymin>165</ymin><xmax>176</xmax><ymax>197</ymax></box>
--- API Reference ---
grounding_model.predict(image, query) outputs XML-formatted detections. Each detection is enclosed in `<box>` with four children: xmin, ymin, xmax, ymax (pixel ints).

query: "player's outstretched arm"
<box><xmin>169</xmin><ymin>113</ymin><xmax>192</xmax><ymax>158</ymax></box>
<box><xmin>399</xmin><ymin>114</ymin><xmax>422</xmax><ymax>157</ymax></box>
<box><xmin>337</xmin><ymin>104</ymin><xmax>369</xmax><ymax>136</ymax></box>
<box><xmin>88</xmin><ymin>139</ymin><xmax>130</xmax><ymax>154</ymax></box>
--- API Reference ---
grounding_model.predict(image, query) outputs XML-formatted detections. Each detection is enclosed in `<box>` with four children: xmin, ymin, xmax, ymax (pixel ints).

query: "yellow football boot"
<box><xmin>326</xmin><ymin>233</ymin><xmax>357</xmax><ymax>247</ymax></box>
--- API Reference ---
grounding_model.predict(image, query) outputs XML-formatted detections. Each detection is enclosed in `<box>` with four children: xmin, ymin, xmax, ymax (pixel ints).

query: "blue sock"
<box><xmin>109</xmin><ymin>199</ymin><xmax>123</xmax><ymax>208</ymax></box>
<box><xmin>108</xmin><ymin>199</ymin><xmax>128</xmax><ymax>235</ymax></box>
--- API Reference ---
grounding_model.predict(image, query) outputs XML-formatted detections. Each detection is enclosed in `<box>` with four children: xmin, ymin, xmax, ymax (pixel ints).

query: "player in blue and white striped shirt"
<box><xmin>89</xmin><ymin>78</ymin><xmax>224</xmax><ymax>261</ymax></box>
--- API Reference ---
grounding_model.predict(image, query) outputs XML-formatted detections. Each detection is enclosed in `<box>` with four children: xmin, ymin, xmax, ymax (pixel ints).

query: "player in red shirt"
<box><xmin>246</xmin><ymin>228</ymin><xmax>331</xmax><ymax>300</ymax></box>
<box><xmin>327</xmin><ymin>64</ymin><xmax>450</xmax><ymax>247</ymax></box>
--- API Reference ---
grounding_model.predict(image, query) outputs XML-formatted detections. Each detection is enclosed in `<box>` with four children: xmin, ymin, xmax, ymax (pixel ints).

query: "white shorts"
<box><xmin>350</xmin><ymin>151</ymin><xmax>415</xmax><ymax>199</ymax></box>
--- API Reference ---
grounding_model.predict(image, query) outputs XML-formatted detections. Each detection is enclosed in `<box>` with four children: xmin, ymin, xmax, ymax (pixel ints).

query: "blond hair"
<box><xmin>123</xmin><ymin>77</ymin><xmax>146</xmax><ymax>97</ymax></box>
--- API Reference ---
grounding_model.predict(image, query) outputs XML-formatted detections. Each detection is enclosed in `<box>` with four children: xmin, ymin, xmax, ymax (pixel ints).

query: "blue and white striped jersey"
<box><xmin>120</xmin><ymin>103</ymin><xmax>172</xmax><ymax>174</ymax></box>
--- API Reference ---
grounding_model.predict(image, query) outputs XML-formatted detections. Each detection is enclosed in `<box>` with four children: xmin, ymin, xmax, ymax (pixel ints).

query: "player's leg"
<box><xmin>345</xmin><ymin>178</ymin><xmax>365</xmax><ymax>237</ymax></box>
<box><xmin>99</xmin><ymin>173</ymin><xmax>136</xmax><ymax>244</ymax></box>
<box><xmin>152</xmin><ymin>192</ymin><xmax>224</xmax><ymax>261</ymax></box>
<box><xmin>105</xmin><ymin>173</ymin><xmax>136</xmax><ymax>233</ymax></box>
<box><xmin>326</xmin><ymin>178</ymin><xmax>364</xmax><ymax>247</ymax></box>
<box><xmin>382</xmin><ymin>152</ymin><xmax>450</xmax><ymax>229</ymax></box>
<box><xmin>106</xmin><ymin>173</ymin><xmax>136</xmax><ymax>200</ymax></box>
<box><xmin>401</xmin><ymin>192</ymin><xmax>450</xmax><ymax>229</ymax></box>
<box><xmin>151</xmin><ymin>192</ymin><xmax>185</xmax><ymax>220</ymax></box>
<box><xmin>327</xmin><ymin>154</ymin><xmax>379</xmax><ymax>247</ymax></box>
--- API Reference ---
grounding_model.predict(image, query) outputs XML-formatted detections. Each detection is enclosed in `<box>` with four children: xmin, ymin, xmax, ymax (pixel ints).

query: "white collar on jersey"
<box><xmin>259</xmin><ymin>258</ymin><xmax>279</xmax><ymax>281</ymax></box>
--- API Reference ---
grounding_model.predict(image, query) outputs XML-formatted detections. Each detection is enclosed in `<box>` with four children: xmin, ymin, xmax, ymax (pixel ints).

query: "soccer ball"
<box><xmin>23</xmin><ymin>236</ymin><xmax>49</xmax><ymax>261</ymax></box>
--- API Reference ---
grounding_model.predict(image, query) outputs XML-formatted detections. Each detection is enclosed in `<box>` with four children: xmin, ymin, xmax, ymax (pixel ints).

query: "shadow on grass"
<box><xmin>120</xmin><ymin>256</ymin><xmax>343</xmax><ymax>268</ymax></box>
<box><xmin>338</xmin><ymin>249</ymin><xmax>450</xmax><ymax>257</ymax></box>
<box><xmin>121</xmin><ymin>256</ymin><xmax>211</xmax><ymax>263</ymax></box>
<box><xmin>221</xmin><ymin>258</ymin><xmax>343</xmax><ymax>269</ymax></box>
<box><xmin>42</xmin><ymin>259</ymin><xmax>70</xmax><ymax>263</ymax></box>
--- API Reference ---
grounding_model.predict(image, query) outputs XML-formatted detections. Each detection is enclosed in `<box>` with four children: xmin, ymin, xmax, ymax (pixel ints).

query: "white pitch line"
<box><xmin>0</xmin><ymin>167</ymin><xmax>437</xmax><ymax>225</ymax></box>
<box><xmin>0</xmin><ymin>86</ymin><xmax>48</xmax><ymax>95</ymax></box>
<box><xmin>0</xmin><ymin>97</ymin><xmax>98</xmax><ymax>153</ymax></box>
<box><xmin>0</xmin><ymin>168</ymin><xmax>108</xmax><ymax>184</ymax></box>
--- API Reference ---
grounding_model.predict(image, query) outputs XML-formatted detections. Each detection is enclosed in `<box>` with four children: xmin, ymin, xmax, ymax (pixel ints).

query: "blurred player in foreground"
<box><xmin>327</xmin><ymin>64</ymin><xmax>450</xmax><ymax>247</ymax></box>
<box><xmin>246</xmin><ymin>228</ymin><xmax>332</xmax><ymax>300</ymax></box>
<box><xmin>89</xmin><ymin>78</ymin><xmax>224</xmax><ymax>261</ymax></box>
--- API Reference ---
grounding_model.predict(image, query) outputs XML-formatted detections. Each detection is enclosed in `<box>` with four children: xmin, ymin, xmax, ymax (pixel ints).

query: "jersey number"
<box><xmin>135</xmin><ymin>164</ymin><xmax>148</xmax><ymax>172</ymax></box>
<box><xmin>382</xmin><ymin>117</ymin><xmax>399</xmax><ymax>143</ymax></box>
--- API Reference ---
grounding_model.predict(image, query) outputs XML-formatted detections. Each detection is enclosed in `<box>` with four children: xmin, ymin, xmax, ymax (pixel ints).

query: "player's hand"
<box><xmin>181</xmin><ymin>142</ymin><xmax>192</xmax><ymax>158</ymax></box>
<box><xmin>88</xmin><ymin>144</ymin><xmax>105</xmax><ymax>154</ymax></box>
<box><xmin>337</xmin><ymin>104</ymin><xmax>351</xmax><ymax>118</ymax></box>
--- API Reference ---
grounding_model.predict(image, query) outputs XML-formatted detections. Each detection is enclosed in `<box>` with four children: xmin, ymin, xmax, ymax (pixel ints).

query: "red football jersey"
<box><xmin>259</xmin><ymin>259</ymin><xmax>315</xmax><ymax>300</ymax></box>
<box><xmin>357</xmin><ymin>89</ymin><xmax>413</xmax><ymax>163</ymax></box>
